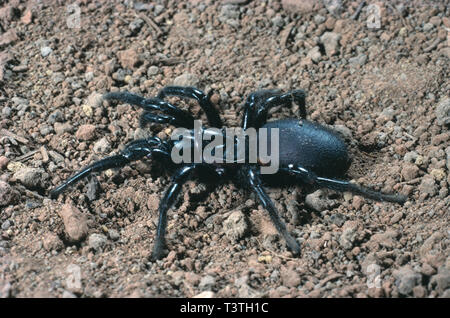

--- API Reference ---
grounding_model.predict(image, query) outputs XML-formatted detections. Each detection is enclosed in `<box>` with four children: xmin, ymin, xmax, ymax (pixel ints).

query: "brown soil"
<box><xmin>0</xmin><ymin>0</ymin><xmax>449</xmax><ymax>298</ymax></box>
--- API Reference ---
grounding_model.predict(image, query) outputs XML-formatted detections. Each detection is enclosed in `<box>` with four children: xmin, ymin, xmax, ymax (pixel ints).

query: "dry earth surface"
<box><xmin>0</xmin><ymin>0</ymin><xmax>449</xmax><ymax>298</ymax></box>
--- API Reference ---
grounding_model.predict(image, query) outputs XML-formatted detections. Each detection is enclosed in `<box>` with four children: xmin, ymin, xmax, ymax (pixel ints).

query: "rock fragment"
<box><xmin>13</xmin><ymin>167</ymin><xmax>48</xmax><ymax>189</ymax></box>
<box><xmin>58</xmin><ymin>204</ymin><xmax>89</xmax><ymax>243</ymax></box>
<box><xmin>393</xmin><ymin>266</ymin><xmax>422</xmax><ymax>296</ymax></box>
<box><xmin>223</xmin><ymin>210</ymin><xmax>247</xmax><ymax>242</ymax></box>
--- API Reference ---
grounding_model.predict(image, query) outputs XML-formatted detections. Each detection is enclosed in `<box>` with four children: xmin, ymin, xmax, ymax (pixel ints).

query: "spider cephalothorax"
<box><xmin>50</xmin><ymin>86</ymin><xmax>406</xmax><ymax>260</ymax></box>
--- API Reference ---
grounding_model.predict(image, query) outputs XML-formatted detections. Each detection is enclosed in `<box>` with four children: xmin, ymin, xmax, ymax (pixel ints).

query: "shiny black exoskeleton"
<box><xmin>50</xmin><ymin>86</ymin><xmax>406</xmax><ymax>260</ymax></box>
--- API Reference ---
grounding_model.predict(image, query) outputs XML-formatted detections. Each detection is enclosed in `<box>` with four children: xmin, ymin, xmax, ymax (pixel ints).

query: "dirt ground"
<box><xmin>0</xmin><ymin>0</ymin><xmax>449</xmax><ymax>298</ymax></box>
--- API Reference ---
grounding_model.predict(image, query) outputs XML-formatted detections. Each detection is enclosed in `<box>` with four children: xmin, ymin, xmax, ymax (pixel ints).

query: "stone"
<box><xmin>93</xmin><ymin>137</ymin><xmax>111</xmax><ymax>153</ymax></box>
<box><xmin>348</xmin><ymin>54</ymin><xmax>367</xmax><ymax>66</ymax></box>
<box><xmin>88</xmin><ymin>233</ymin><xmax>107</xmax><ymax>252</ymax></box>
<box><xmin>21</xmin><ymin>9</ymin><xmax>33</xmax><ymax>25</ymax></box>
<box><xmin>42</xmin><ymin>232</ymin><xmax>64</xmax><ymax>251</ymax></box>
<box><xmin>0</xmin><ymin>29</ymin><xmax>18</xmax><ymax>47</ymax></box>
<box><xmin>281</xmin><ymin>0</ymin><xmax>315</xmax><ymax>13</ymax></box>
<box><xmin>40</xmin><ymin>46</ymin><xmax>52</xmax><ymax>57</ymax></box>
<box><xmin>0</xmin><ymin>181</ymin><xmax>17</xmax><ymax>206</ymax></box>
<box><xmin>54</xmin><ymin>122</ymin><xmax>73</xmax><ymax>135</ymax></box>
<box><xmin>393</xmin><ymin>266</ymin><xmax>422</xmax><ymax>296</ymax></box>
<box><xmin>429</xmin><ymin>267</ymin><xmax>450</xmax><ymax>295</ymax></box>
<box><xmin>0</xmin><ymin>279</ymin><xmax>11</xmax><ymax>298</ymax></box>
<box><xmin>173</xmin><ymin>73</ymin><xmax>200</xmax><ymax>87</ymax></box>
<box><xmin>223</xmin><ymin>210</ymin><xmax>247</xmax><ymax>242</ymax></box>
<box><xmin>117</xmin><ymin>48</ymin><xmax>139</xmax><ymax>69</ymax></box>
<box><xmin>307</xmin><ymin>46</ymin><xmax>322</xmax><ymax>63</ymax></box>
<box><xmin>280</xmin><ymin>267</ymin><xmax>301</xmax><ymax>288</ymax></box>
<box><xmin>58</xmin><ymin>204</ymin><xmax>89</xmax><ymax>243</ymax></box>
<box><xmin>435</xmin><ymin>97</ymin><xmax>450</xmax><ymax>126</ymax></box>
<box><xmin>147</xmin><ymin>65</ymin><xmax>159</xmax><ymax>76</ymax></box>
<box><xmin>86</xmin><ymin>92</ymin><xmax>103</xmax><ymax>108</ymax></box>
<box><xmin>323</xmin><ymin>0</ymin><xmax>342</xmax><ymax>16</ymax></box>
<box><xmin>320</xmin><ymin>32</ymin><xmax>341</xmax><ymax>56</ymax></box>
<box><xmin>13</xmin><ymin>167</ymin><xmax>48</xmax><ymax>189</ymax></box>
<box><xmin>199</xmin><ymin>275</ymin><xmax>216</xmax><ymax>290</ymax></box>
<box><xmin>367</xmin><ymin>230</ymin><xmax>398</xmax><ymax>249</ymax></box>
<box><xmin>108</xmin><ymin>229</ymin><xmax>120</xmax><ymax>241</ymax></box>
<box><xmin>192</xmin><ymin>291</ymin><xmax>215</xmax><ymax>298</ymax></box>
<box><xmin>339</xmin><ymin>221</ymin><xmax>359</xmax><ymax>250</ymax></box>
<box><xmin>418</xmin><ymin>175</ymin><xmax>438</xmax><ymax>197</ymax></box>
<box><xmin>401</xmin><ymin>164</ymin><xmax>419</xmax><ymax>181</ymax></box>
<box><xmin>75</xmin><ymin>124</ymin><xmax>96</xmax><ymax>140</ymax></box>
<box><xmin>305</xmin><ymin>190</ymin><xmax>334</xmax><ymax>212</ymax></box>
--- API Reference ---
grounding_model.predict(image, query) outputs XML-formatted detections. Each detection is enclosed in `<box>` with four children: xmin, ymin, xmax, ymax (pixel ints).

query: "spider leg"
<box><xmin>139</xmin><ymin>112</ymin><xmax>178</xmax><ymax>127</ymax></box>
<box><xmin>242</xmin><ymin>89</ymin><xmax>306</xmax><ymax>129</ymax></box>
<box><xmin>49</xmin><ymin>137</ymin><xmax>171</xmax><ymax>199</ymax></box>
<box><xmin>282</xmin><ymin>165</ymin><xmax>407</xmax><ymax>204</ymax></box>
<box><xmin>244</xmin><ymin>166</ymin><xmax>301</xmax><ymax>256</ymax></box>
<box><xmin>157</xmin><ymin>86</ymin><xmax>223</xmax><ymax>128</ymax></box>
<box><xmin>104</xmin><ymin>92</ymin><xmax>195</xmax><ymax>128</ymax></box>
<box><xmin>151</xmin><ymin>163</ymin><xmax>221</xmax><ymax>260</ymax></box>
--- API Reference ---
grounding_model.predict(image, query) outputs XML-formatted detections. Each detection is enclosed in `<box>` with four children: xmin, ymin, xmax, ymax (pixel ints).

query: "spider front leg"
<box><xmin>151</xmin><ymin>163</ymin><xmax>222</xmax><ymax>260</ymax></box>
<box><xmin>243</xmin><ymin>166</ymin><xmax>301</xmax><ymax>256</ymax></box>
<box><xmin>157</xmin><ymin>86</ymin><xmax>223</xmax><ymax>128</ymax></box>
<box><xmin>104</xmin><ymin>92</ymin><xmax>196</xmax><ymax>129</ymax></box>
<box><xmin>242</xmin><ymin>89</ymin><xmax>306</xmax><ymax>129</ymax></box>
<box><xmin>50</xmin><ymin>137</ymin><xmax>171</xmax><ymax>199</ymax></box>
<box><xmin>282</xmin><ymin>164</ymin><xmax>407</xmax><ymax>204</ymax></box>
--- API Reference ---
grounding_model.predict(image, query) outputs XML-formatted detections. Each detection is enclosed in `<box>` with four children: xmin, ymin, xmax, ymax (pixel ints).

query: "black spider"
<box><xmin>50</xmin><ymin>86</ymin><xmax>406</xmax><ymax>260</ymax></box>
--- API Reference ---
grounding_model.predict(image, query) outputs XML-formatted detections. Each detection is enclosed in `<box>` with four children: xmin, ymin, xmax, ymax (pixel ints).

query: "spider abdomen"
<box><xmin>262</xmin><ymin>119</ymin><xmax>351</xmax><ymax>177</ymax></box>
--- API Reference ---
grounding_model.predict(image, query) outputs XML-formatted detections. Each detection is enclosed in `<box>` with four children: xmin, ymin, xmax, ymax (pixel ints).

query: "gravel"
<box><xmin>93</xmin><ymin>137</ymin><xmax>111</xmax><ymax>154</ymax></box>
<box><xmin>223</xmin><ymin>210</ymin><xmax>247</xmax><ymax>242</ymax></box>
<box><xmin>13</xmin><ymin>167</ymin><xmax>48</xmax><ymax>189</ymax></box>
<box><xmin>88</xmin><ymin>233</ymin><xmax>108</xmax><ymax>252</ymax></box>
<box><xmin>435</xmin><ymin>97</ymin><xmax>450</xmax><ymax>126</ymax></box>
<box><xmin>320</xmin><ymin>32</ymin><xmax>341</xmax><ymax>56</ymax></box>
<box><xmin>1</xmin><ymin>0</ymin><xmax>448</xmax><ymax>298</ymax></box>
<box><xmin>173</xmin><ymin>73</ymin><xmax>200</xmax><ymax>87</ymax></box>
<box><xmin>199</xmin><ymin>275</ymin><xmax>216</xmax><ymax>291</ymax></box>
<box><xmin>393</xmin><ymin>266</ymin><xmax>423</xmax><ymax>296</ymax></box>
<box><xmin>75</xmin><ymin>124</ymin><xmax>96</xmax><ymax>141</ymax></box>
<box><xmin>0</xmin><ymin>181</ymin><xmax>17</xmax><ymax>206</ymax></box>
<box><xmin>305</xmin><ymin>190</ymin><xmax>335</xmax><ymax>212</ymax></box>
<box><xmin>40</xmin><ymin>46</ymin><xmax>52</xmax><ymax>57</ymax></box>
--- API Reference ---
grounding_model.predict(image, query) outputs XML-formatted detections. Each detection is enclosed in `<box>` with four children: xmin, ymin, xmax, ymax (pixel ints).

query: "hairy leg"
<box><xmin>282</xmin><ymin>164</ymin><xmax>407</xmax><ymax>204</ymax></box>
<box><xmin>104</xmin><ymin>92</ymin><xmax>195</xmax><ymax>128</ymax></box>
<box><xmin>50</xmin><ymin>137</ymin><xmax>170</xmax><ymax>199</ymax></box>
<box><xmin>157</xmin><ymin>86</ymin><xmax>223</xmax><ymax>128</ymax></box>
<box><xmin>243</xmin><ymin>166</ymin><xmax>301</xmax><ymax>256</ymax></box>
<box><xmin>151</xmin><ymin>163</ymin><xmax>222</xmax><ymax>260</ymax></box>
<box><xmin>242</xmin><ymin>89</ymin><xmax>306</xmax><ymax>129</ymax></box>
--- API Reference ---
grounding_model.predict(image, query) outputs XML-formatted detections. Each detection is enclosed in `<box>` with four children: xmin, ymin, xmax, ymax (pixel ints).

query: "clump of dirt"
<box><xmin>0</xmin><ymin>0</ymin><xmax>449</xmax><ymax>298</ymax></box>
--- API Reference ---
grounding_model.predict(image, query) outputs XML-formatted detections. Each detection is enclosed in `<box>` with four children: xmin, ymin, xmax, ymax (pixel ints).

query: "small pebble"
<box><xmin>88</xmin><ymin>233</ymin><xmax>108</xmax><ymax>252</ymax></box>
<box><xmin>393</xmin><ymin>266</ymin><xmax>422</xmax><ymax>296</ymax></box>
<box><xmin>76</xmin><ymin>124</ymin><xmax>96</xmax><ymax>140</ymax></box>
<box><xmin>1</xmin><ymin>220</ymin><xmax>11</xmax><ymax>230</ymax></box>
<box><xmin>223</xmin><ymin>210</ymin><xmax>247</xmax><ymax>242</ymax></box>
<box><xmin>435</xmin><ymin>98</ymin><xmax>450</xmax><ymax>126</ymax></box>
<box><xmin>0</xmin><ymin>156</ymin><xmax>9</xmax><ymax>170</ymax></box>
<box><xmin>173</xmin><ymin>73</ymin><xmax>200</xmax><ymax>87</ymax></box>
<box><xmin>305</xmin><ymin>190</ymin><xmax>334</xmax><ymax>212</ymax></box>
<box><xmin>41</xmin><ymin>46</ymin><xmax>52</xmax><ymax>57</ymax></box>
<box><xmin>147</xmin><ymin>65</ymin><xmax>159</xmax><ymax>76</ymax></box>
<box><xmin>13</xmin><ymin>167</ymin><xmax>48</xmax><ymax>189</ymax></box>
<box><xmin>199</xmin><ymin>275</ymin><xmax>216</xmax><ymax>290</ymax></box>
<box><xmin>108</xmin><ymin>229</ymin><xmax>120</xmax><ymax>241</ymax></box>
<box><xmin>58</xmin><ymin>204</ymin><xmax>89</xmax><ymax>243</ymax></box>
<box><xmin>93</xmin><ymin>137</ymin><xmax>111</xmax><ymax>153</ymax></box>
